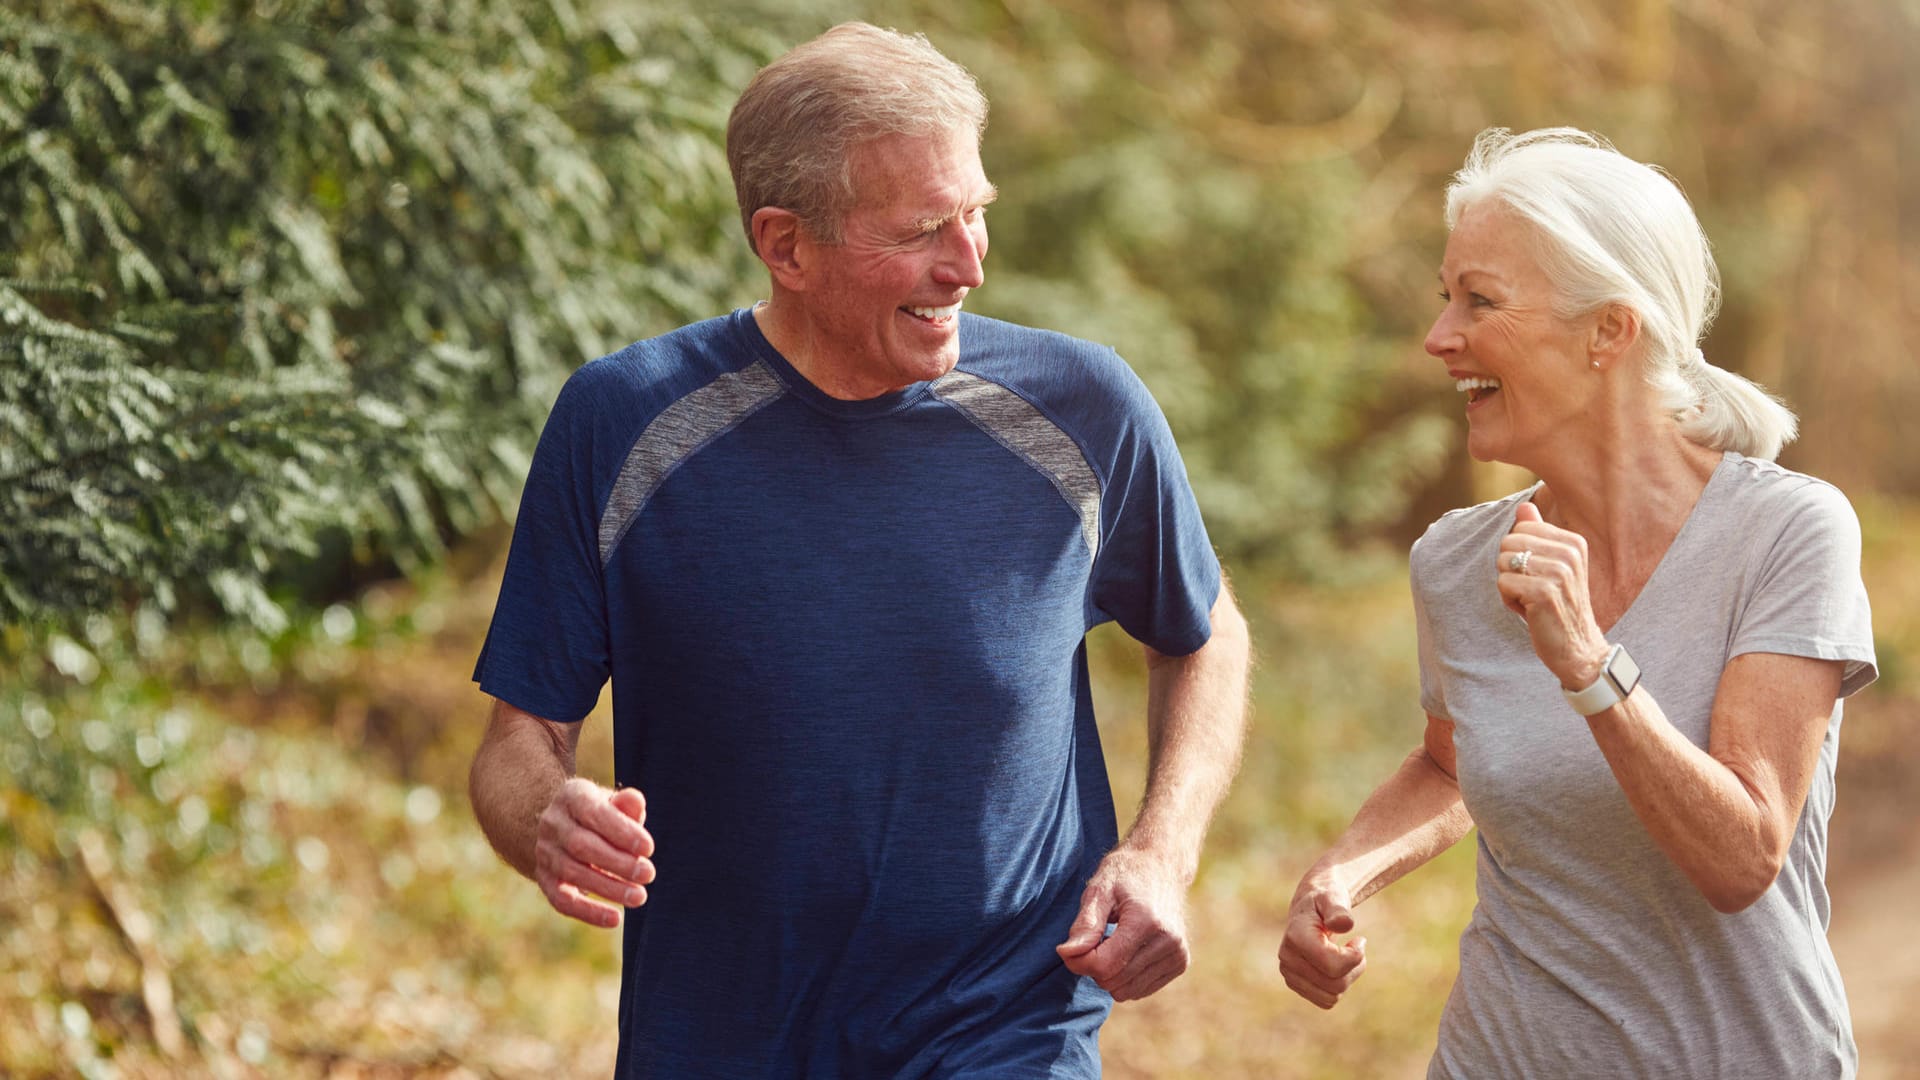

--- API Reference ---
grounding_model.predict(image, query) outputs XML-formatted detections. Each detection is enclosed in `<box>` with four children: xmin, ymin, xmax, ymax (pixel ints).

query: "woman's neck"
<box><xmin>1528</xmin><ymin>423</ymin><xmax>1723</xmax><ymax>580</ymax></box>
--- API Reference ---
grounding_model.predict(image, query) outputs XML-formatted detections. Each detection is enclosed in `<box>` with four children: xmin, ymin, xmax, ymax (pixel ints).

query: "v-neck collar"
<box><xmin>1520</xmin><ymin>450</ymin><xmax>1735</xmax><ymax>639</ymax></box>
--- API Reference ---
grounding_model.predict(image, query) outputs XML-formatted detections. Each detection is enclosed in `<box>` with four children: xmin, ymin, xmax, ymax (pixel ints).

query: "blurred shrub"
<box><xmin>0</xmin><ymin>0</ymin><xmax>774</xmax><ymax>631</ymax></box>
<box><xmin>0</xmin><ymin>616</ymin><xmax>622</xmax><ymax>1075</ymax></box>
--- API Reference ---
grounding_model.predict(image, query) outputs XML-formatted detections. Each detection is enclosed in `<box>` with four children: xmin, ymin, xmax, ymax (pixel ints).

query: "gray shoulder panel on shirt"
<box><xmin>597</xmin><ymin>360</ymin><xmax>785</xmax><ymax>565</ymax></box>
<box><xmin>932</xmin><ymin>369</ymin><xmax>1102</xmax><ymax>564</ymax></box>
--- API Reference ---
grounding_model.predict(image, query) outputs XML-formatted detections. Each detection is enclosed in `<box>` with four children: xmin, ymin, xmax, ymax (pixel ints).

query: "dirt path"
<box><xmin>1827</xmin><ymin>694</ymin><xmax>1920</xmax><ymax>1080</ymax></box>
<box><xmin>1831</xmin><ymin>833</ymin><xmax>1920</xmax><ymax>1079</ymax></box>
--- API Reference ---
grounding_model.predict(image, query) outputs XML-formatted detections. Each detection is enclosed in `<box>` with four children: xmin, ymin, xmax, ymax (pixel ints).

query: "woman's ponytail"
<box><xmin>1675</xmin><ymin>349</ymin><xmax>1798</xmax><ymax>461</ymax></box>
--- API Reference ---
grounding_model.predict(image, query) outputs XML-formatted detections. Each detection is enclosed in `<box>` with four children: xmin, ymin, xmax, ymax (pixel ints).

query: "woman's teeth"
<box><xmin>1456</xmin><ymin>376</ymin><xmax>1501</xmax><ymax>403</ymax></box>
<box><xmin>904</xmin><ymin>303</ymin><xmax>961</xmax><ymax>321</ymax></box>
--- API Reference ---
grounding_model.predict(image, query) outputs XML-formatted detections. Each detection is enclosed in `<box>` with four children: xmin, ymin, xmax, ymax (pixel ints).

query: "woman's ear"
<box><xmin>1589</xmin><ymin>302</ymin><xmax>1640</xmax><ymax>369</ymax></box>
<box><xmin>751</xmin><ymin>207</ymin><xmax>809</xmax><ymax>292</ymax></box>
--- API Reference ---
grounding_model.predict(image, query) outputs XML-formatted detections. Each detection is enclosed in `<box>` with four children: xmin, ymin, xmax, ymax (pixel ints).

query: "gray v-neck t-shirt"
<box><xmin>1413</xmin><ymin>452</ymin><xmax>1877</xmax><ymax>1080</ymax></box>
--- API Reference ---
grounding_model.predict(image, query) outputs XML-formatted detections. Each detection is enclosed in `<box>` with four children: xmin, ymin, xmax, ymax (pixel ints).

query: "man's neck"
<box><xmin>752</xmin><ymin>298</ymin><xmax>905</xmax><ymax>401</ymax></box>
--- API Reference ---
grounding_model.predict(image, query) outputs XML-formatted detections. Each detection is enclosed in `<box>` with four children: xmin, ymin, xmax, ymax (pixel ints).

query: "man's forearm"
<box><xmin>1123</xmin><ymin>586</ymin><xmax>1251</xmax><ymax>882</ymax></box>
<box><xmin>469</xmin><ymin>698</ymin><xmax>577</xmax><ymax>880</ymax></box>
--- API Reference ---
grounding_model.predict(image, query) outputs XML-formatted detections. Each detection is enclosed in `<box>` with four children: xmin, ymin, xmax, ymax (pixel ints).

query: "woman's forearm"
<box><xmin>1581</xmin><ymin>652</ymin><xmax>1839</xmax><ymax>913</ymax></box>
<box><xmin>1307</xmin><ymin>744</ymin><xmax>1473</xmax><ymax>907</ymax></box>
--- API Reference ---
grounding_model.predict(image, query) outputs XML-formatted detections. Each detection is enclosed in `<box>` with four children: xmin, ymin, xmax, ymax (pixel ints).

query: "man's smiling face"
<box><xmin>798</xmin><ymin>127</ymin><xmax>996</xmax><ymax>397</ymax></box>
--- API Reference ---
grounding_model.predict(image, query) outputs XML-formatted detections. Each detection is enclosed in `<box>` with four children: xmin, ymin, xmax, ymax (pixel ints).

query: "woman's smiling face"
<box><xmin>1424</xmin><ymin>203</ymin><xmax>1603</xmax><ymax>465</ymax></box>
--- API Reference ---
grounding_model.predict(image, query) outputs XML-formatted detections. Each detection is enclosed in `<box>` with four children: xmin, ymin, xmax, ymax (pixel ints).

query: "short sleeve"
<box><xmin>471</xmin><ymin>370</ymin><xmax>614</xmax><ymax>722</ymax></box>
<box><xmin>1086</xmin><ymin>352</ymin><xmax>1220</xmax><ymax>656</ymax></box>
<box><xmin>1729</xmin><ymin>482</ymin><xmax>1877</xmax><ymax>697</ymax></box>
<box><xmin>1410</xmin><ymin>532</ymin><xmax>1450</xmax><ymax>720</ymax></box>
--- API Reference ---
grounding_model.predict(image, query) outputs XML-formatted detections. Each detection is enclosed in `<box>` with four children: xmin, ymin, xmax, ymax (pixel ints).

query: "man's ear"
<box><xmin>1589</xmin><ymin>302</ymin><xmax>1640</xmax><ymax>369</ymax></box>
<box><xmin>752</xmin><ymin>207</ymin><xmax>809</xmax><ymax>292</ymax></box>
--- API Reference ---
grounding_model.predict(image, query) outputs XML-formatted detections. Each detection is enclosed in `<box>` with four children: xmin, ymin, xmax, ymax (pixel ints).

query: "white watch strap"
<box><xmin>1563</xmin><ymin>643</ymin><xmax>1639</xmax><ymax>716</ymax></box>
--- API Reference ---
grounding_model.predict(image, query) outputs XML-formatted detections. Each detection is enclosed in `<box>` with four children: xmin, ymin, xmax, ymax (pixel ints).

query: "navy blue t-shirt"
<box><xmin>475</xmin><ymin>309</ymin><xmax>1219</xmax><ymax>1078</ymax></box>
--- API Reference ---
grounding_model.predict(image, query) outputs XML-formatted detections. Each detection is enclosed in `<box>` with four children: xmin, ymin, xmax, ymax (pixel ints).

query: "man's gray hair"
<box><xmin>1444</xmin><ymin>128</ymin><xmax>1797</xmax><ymax>461</ymax></box>
<box><xmin>727</xmin><ymin>22</ymin><xmax>988</xmax><ymax>252</ymax></box>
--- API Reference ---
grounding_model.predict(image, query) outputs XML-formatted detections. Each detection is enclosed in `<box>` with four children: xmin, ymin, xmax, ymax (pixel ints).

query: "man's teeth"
<box><xmin>1455</xmin><ymin>377</ymin><xmax>1502</xmax><ymax>392</ymax></box>
<box><xmin>905</xmin><ymin>303</ymin><xmax>961</xmax><ymax>320</ymax></box>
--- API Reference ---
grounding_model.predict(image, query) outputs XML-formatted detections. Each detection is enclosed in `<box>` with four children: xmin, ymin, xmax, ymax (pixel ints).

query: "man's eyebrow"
<box><xmin>911</xmin><ymin>186</ymin><xmax>1000</xmax><ymax>232</ymax></box>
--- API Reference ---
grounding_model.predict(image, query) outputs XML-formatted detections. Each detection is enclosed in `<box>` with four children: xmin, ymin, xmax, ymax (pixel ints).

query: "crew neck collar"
<box><xmin>730</xmin><ymin>307</ymin><xmax>939</xmax><ymax>420</ymax></box>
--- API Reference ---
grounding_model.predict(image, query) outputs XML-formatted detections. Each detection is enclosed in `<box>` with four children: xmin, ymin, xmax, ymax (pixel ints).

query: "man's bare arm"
<box><xmin>1128</xmin><ymin>583</ymin><xmax>1253</xmax><ymax>878</ymax></box>
<box><xmin>1058</xmin><ymin>581</ymin><xmax>1252</xmax><ymax>1000</ymax></box>
<box><xmin>469</xmin><ymin>697</ymin><xmax>655</xmax><ymax>928</ymax></box>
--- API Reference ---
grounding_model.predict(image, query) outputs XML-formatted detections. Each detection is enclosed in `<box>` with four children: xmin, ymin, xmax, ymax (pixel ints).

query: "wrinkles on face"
<box><xmin>1426</xmin><ymin>205</ymin><xmax>1597</xmax><ymax>466</ymax></box>
<box><xmin>793</xmin><ymin>129</ymin><xmax>996</xmax><ymax>398</ymax></box>
<box><xmin>910</xmin><ymin>193</ymin><xmax>996</xmax><ymax>239</ymax></box>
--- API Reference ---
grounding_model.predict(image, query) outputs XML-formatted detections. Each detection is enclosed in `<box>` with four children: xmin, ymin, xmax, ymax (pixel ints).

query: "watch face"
<box><xmin>1566</xmin><ymin>644</ymin><xmax>1639</xmax><ymax>716</ymax></box>
<box><xmin>1608</xmin><ymin>646</ymin><xmax>1641</xmax><ymax>697</ymax></box>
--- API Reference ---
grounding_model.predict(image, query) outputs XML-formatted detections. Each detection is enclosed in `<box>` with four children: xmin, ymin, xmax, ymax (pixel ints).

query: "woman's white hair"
<box><xmin>1445</xmin><ymin>127</ymin><xmax>1797</xmax><ymax>461</ymax></box>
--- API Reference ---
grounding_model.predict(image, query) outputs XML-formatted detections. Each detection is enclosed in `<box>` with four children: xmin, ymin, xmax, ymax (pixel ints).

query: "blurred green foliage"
<box><xmin>0</xmin><ymin>0</ymin><xmax>773</xmax><ymax>631</ymax></box>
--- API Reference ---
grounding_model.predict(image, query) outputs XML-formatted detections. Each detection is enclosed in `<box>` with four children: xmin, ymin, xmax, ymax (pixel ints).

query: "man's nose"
<box><xmin>934</xmin><ymin>221</ymin><xmax>986</xmax><ymax>289</ymax></box>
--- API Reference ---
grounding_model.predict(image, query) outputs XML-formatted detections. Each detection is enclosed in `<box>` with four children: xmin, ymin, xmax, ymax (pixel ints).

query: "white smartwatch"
<box><xmin>1563</xmin><ymin>643</ymin><xmax>1641</xmax><ymax>716</ymax></box>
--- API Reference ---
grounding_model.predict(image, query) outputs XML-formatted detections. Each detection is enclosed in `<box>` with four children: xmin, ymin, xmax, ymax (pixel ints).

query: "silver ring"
<box><xmin>1508</xmin><ymin>549</ymin><xmax>1532</xmax><ymax>574</ymax></box>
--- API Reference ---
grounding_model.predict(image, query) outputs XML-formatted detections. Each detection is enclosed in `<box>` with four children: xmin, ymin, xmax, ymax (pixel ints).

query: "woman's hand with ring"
<box><xmin>1498</xmin><ymin>502</ymin><xmax>1611</xmax><ymax>690</ymax></box>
